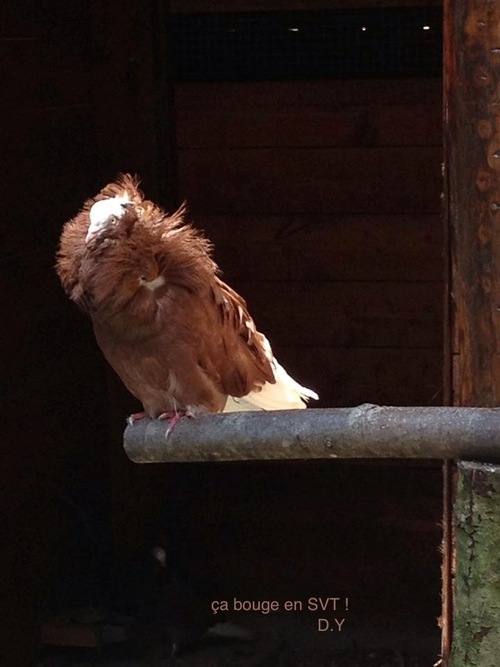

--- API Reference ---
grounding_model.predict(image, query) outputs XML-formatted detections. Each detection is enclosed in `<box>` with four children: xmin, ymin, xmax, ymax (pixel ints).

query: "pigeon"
<box><xmin>56</xmin><ymin>174</ymin><xmax>318</xmax><ymax>424</ymax></box>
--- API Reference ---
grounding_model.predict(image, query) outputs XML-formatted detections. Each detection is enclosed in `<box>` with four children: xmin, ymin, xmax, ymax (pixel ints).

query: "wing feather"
<box><xmin>211</xmin><ymin>277</ymin><xmax>276</xmax><ymax>395</ymax></box>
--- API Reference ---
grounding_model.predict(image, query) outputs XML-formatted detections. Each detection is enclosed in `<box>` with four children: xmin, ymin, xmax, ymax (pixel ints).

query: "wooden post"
<box><xmin>445</xmin><ymin>0</ymin><xmax>500</xmax><ymax>406</ymax></box>
<box><xmin>451</xmin><ymin>462</ymin><xmax>500</xmax><ymax>665</ymax></box>
<box><xmin>445</xmin><ymin>1</ymin><xmax>500</xmax><ymax>665</ymax></box>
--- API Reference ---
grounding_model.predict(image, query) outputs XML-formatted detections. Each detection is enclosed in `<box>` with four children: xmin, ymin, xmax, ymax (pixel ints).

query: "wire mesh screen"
<box><xmin>171</xmin><ymin>7</ymin><xmax>442</xmax><ymax>82</ymax></box>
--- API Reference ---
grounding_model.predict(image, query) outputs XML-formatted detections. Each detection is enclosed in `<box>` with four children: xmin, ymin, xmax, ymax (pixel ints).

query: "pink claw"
<box><xmin>126</xmin><ymin>409</ymin><xmax>193</xmax><ymax>438</ymax></box>
<box><xmin>162</xmin><ymin>410</ymin><xmax>187</xmax><ymax>438</ymax></box>
<box><xmin>160</xmin><ymin>409</ymin><xmax>197</xmax><ymax>438</ymax></box>
<box><xmin>127</xmin><ymin>411</ymin><xmax>147</xmax><ymax>426</ymax></box>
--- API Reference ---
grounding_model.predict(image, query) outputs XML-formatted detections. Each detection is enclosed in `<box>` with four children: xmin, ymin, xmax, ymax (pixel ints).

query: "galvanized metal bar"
<box><xmin>124</xmin><ymin>404</ymin><xmax>500</xmax><ymax>464</ymax></box>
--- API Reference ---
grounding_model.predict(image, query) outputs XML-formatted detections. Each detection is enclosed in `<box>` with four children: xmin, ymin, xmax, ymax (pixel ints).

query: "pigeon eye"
<box><xmin>108</xmin><ymin>215</ymin><xmax>117</xmax><ymax>224</ymax></box>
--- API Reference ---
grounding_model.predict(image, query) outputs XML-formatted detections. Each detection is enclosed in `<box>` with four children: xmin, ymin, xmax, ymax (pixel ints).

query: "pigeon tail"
<box><xmin>224</xmin><ymin>359</ymin><xmax>318</xmax><ymax>412</ymax></box>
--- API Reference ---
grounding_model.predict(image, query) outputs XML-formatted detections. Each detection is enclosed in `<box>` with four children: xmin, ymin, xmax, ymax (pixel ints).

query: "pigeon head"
<box><xmin>85</xmin><ymin>195</ymin><xmax>134</xmax><ymax>244</ymax></box>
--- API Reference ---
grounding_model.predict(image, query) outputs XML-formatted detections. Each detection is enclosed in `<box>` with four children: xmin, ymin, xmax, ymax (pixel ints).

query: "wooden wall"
<box><xmin>2</xmin><ymin>4</ymin><xmax>100</xmax><ymax>663</ymax></box>
<box><xmin>175</xmin><ymin>78</ymin><xmax>444</xmax><ymax>407</ymax></box>
<box><xmin>171</xmin><ymin>15</ymin><xmax>444</xmax><ymax>630</ymax></box>
<box><xmin>1</xmin><ymin>1</ymin><xmax>445</xmax><ymax>662</ymax></box>
<box><xmin>1</xmin><ymin>2</ymin><xmax>167</xmax><ymax>662</ymax></box>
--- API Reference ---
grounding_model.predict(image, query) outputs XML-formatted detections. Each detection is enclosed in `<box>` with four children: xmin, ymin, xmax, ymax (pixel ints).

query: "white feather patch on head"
<box><xmin>86</xmin><ymin>195</ymin><xmax>131</xmax><ymax>243</ymax></box>
<box><xmin>140</xmin><ymin>275</ymin><xmax>166</xmax><ymax>291</ymax></box>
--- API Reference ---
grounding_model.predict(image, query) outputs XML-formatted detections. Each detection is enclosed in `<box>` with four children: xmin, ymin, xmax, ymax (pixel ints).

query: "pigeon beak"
<box><xmin>85</xmin><ymin>229</ymin><xmax>98</xmax><ymax>244</ymax></box>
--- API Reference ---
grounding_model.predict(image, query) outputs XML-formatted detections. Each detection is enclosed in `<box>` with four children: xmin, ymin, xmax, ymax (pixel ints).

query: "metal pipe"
<box><xmin>124</xmin><ymin>404</ymin><xmax>500</xmax><ymax>464</ymax></box>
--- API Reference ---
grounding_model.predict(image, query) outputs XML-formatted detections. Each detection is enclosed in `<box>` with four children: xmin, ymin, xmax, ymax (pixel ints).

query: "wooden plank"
<box><xmin>228</xmin><ymin>280</ymin><xmax>443</xmax><ymax>349</ymax></box>
<box><xmin>178</xmin><ymin>146</ymin><xmax>443</xmax><ymax>214</ymax></box>
<box><xmin>269</xmin><ymin>347</ymin><xmax>443</xmax><ymax>407</ymax></box>
<box><xmin>176</xmin><ymin>79</ymin><xmax>443</xmax><ymax>110</ymax></box>
<box><xmin>176</xmin><ymin>82</ymin><xmax>442</xmax><ymax>148</ymax></box>
<box><xmin>177</xmin><ymin>103</ymin><xmax>442</xmax><ymax>149</ymax></box>
<box><xmin>198</xmin><ymin>214</ymin><xmax>443</xmax><ymax>282</ymax></box>
<box><xmin>177</xmin><ymin>464</ymin><xmax>442</xmax><ymax>526</ymax></box>
<box><xmin>183</xmin><ymin>508</ymin><xmax>440</xmax><ymax>593</ymax></box>
<box><xmin>171</xmin><ymin>0</ymin><xmax>443</xmax><ymax>12</ymax></box>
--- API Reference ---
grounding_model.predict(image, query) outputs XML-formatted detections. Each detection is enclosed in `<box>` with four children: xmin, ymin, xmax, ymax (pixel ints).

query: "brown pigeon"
<box><xmin>56</xmin><ymin>175</ymin><xmax>318</xmax><ymax>423</ymax></box>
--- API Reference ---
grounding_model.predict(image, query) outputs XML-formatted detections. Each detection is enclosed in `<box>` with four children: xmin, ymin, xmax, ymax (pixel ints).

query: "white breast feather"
<box><xmin>140</xmin><ymin>275</ymin><xmax>166</xmax><ymax>291</ymax></box>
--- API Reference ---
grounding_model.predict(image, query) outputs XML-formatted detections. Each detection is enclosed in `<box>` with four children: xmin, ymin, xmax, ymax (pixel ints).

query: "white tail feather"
<box><xmin>224</xmin><ymin>359</ymin><xmax>318</xmax><ymax>412</ymax></box>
